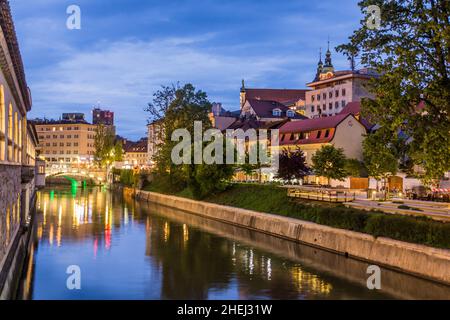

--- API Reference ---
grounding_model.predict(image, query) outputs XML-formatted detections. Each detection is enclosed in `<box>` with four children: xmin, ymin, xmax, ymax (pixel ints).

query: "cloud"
<box><xmin>28</xmin><ymin>35</ymin><xmax>295</xmax><ymax>138</ymax></box>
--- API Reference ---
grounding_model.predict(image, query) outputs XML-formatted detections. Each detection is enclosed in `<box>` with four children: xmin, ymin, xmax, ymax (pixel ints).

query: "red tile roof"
<box><xmin>124</xmin><ymin>139</ymin><xmax>148</xmax><ymax>153</ymax></box>
<box><xmin>279</xmin><ymin>114</ymin><xmax>350</xmax><ymax>134</ymax></box>
<box><xmin>339</xmin><ymin>101</ymin><xmax>361</xmax><ymax>115</ymax></box>
<box><xmin>246</xmin><ymin>99</ymin><xmax>307</xmax><ymax>119</ymax></box>
<box><xmin>338</xmin><ymin>101</ymin><xmax>374</xmax><ymax>130</ymax></box>
<box><xmin>245</xmin><ymin>88</ymin><xmax>308</xmax><ymax>104</ymax></box>
<box><xmin>280</xmin><ymin>128</ymin><xmax>336</xmax><ymax>145</ymax></box>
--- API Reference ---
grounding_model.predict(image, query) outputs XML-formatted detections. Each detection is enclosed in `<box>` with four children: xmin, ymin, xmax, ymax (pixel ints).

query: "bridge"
<box><xmin>45</xmin><ymin>167</ymin><xmax>108</xmax><ymax>186</ymax></box>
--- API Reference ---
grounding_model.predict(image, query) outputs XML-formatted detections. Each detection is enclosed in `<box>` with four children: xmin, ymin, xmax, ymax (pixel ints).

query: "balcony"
<box><xmin>21</xmin><ymin>165</ymin><xmax>35</xmax><ymax>183</ymax></box>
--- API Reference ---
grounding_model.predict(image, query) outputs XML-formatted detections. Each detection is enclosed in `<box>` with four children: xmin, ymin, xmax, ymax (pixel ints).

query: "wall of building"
<box><xmin>36</xmin><ymin>123</ymin><xmax>96</xmax><ymax>168</ymax></box>
<box><xmin>305</xmin><ymin>75</ymin><xmax>373</xmax><ymax>119</ymax></box>
<box><xmin>331</xmin><ymin>116</ymin><xmax>366</xmax><ymax>161</ymax></box>
<box><xmin>0</xmin><ymin>165</ymin><xmax>21</xmax><ymax>266</ymax></box>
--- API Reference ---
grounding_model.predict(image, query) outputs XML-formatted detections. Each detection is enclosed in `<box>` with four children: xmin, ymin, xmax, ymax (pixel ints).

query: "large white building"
<box><xmin>304</xmin><ymin>45</ymin><xmax>377</xmax><ymax>118</ymax></box>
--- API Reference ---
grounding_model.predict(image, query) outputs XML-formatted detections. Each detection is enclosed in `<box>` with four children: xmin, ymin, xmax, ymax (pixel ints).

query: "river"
<box><xmin>17</xmin><ymin>187</ymin><xmax>450</xmax><ymax>300</ymax></box>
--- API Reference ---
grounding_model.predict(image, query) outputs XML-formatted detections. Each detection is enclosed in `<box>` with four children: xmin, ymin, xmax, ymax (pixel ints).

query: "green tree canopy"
<box><xmin>337</xmin><ymin>0</ymin><xmax>450</xmax><ymax>184</ymax></box>
<box><xmin>148</xmin><ymin>83</ymin><xmax>234</xmax><ymax>199</ymax></box>
<box><xmin>362</xmin><ymin>130</ymin><xmax>398</xmax><ymax>194</ymax></box>
<box><xmin>312</xmin><ymin>145</ymin><xmax>348</xmax><ymax>185</ymax></box>
<box><xmin>94</xmin><ymin>125</ymin><xmax>122</xmax><ymax>168</ymax></box>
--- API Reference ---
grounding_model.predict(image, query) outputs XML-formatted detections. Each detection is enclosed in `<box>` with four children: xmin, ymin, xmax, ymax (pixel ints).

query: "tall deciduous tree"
<box><xmin>149</xmin><ymin>83</ymin><xmax>234</xmax><ymax>199</ymax></box>
<box><xmin>362</xmin><ymin>130</ymin><xmax>398</xmax><ymax>197</ymax></box>
<box><xmin>312</xmin><ymin>145</ymin><xmax>348</xmax><ymax>186</ymax></box>
<box><xmin>94</xmin><ymin>125</ymin><xmax>122</xmax><ymax>168</ymax></box>
<box><xmin>337</xmin><ymin>0</ymin><xmax>450</xmax><ymax>185</ymax></box>
<box><xmin>275</xmin><ymin>147</ymin><xmax>309</xmax><ymax>184</ymax></box>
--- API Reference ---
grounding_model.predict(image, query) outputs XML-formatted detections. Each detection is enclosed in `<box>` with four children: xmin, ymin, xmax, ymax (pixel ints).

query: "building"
<box><xmin>304</xmin><ymin>43</ymin><xmax>377</xmax><ymax>119</ymax></box>
<box><xmin>124</xmin><ymin>138</ymin><xmax>148</xmax><ymax>168</ymax></box>
<box><xmin>147</xmin><ymin>119</ymin><xmax>164</xmax><ymax>167</ymax></box>
<box><xmin>93</xmin><ymin>107</ymin><xmax>114</xmax><ymax>126</ymax></box>
<box><xmin>34</xmin><ymin>116</ymin><xmax>97</xmax><ymax>170</ymax></box>
<box><xmin>239</xmin><ymin>80</ymin><xmax>309</xmax><ymax>110</ymax></box>
<box><xmin>277</xmin><ymin>113</ymin><xmax>367</xmax><ymax>166</ymax></box>
<box><xmin>209</xmin><ymin>102</ymin><xmax>240</xmax><ymax>131</ymax></box>
<box><xmin>241</xmin><ymin>99</ymin><xmax>307</xmax><ymax>122</ymax></box>
<box><xmin>0</xmin><ymin>0</ymin><xmax>39</xmax><ymax>298</ymax></box>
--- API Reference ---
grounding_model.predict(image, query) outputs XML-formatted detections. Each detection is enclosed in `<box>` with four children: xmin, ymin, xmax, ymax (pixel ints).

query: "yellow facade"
<box><xmin>35</xmin><ymin>122</ymin><xmax>97</xmax><ymax>167</ymax></box>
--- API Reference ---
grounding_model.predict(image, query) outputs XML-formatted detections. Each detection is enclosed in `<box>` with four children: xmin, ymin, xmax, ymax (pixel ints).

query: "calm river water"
<box><xmin>17</xmin><ymin>187</ymin><xmax>450</xmax><ymax>300</ymax></box>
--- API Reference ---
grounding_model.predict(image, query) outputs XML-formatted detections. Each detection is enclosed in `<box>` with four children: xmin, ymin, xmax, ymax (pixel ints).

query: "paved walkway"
<box><xmin>345</xmin><ymin>199</ymin><xmax>450</xmax><ymax>222</ymax></box>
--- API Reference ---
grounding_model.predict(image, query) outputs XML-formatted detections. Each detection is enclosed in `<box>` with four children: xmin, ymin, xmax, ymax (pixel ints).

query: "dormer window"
<box><xmin>286</xmin><ymin>110</ymin><xmax>295</xmax><ymax>118</ymax></box>
<box><xmin>272</xmin><ymin>108</ymin><xmax>282</xmax><ymax>117</ymax></box>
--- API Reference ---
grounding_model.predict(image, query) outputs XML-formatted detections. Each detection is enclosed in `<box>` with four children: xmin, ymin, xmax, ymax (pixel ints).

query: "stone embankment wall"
<box><xmin>132</xmin><ymin>189</ymin><xmax>450</xmax><ymax>285</ymax></box>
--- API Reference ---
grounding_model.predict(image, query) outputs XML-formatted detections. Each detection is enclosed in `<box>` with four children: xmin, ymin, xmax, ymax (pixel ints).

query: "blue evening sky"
<box><xmin>10</xmin><ymin>0</ymin><xmax>363</xmax><ymax>140</ymax></box>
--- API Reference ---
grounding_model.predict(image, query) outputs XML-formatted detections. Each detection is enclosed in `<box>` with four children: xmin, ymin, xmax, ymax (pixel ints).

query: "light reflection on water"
<box><xmin>18</xmin><ymin>187</ymin><xmax>450</xmax><ymax>300</ymax></box>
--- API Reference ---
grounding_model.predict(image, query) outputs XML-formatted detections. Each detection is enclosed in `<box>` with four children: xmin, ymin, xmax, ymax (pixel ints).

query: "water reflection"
<box><xmin>18</xmin><ymin>187</ymin><xmax>450</xmax><ymax>300</ymax></box>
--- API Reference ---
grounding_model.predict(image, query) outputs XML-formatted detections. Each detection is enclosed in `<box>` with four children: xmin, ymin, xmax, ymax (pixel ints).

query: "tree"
<box><xmin>362</xmin><ymin>130</ymin><xmax>398</xmax><ymax>198</ymax></box>
<box><xmin>94</xmin><ymin>125</ymin><xmax>122</xmax><ymax>168</ymax></box>
<box><xmin>312</xmin><ymin>145</ymin><xmax>348</xmax><ymax>186</ymax></box>
<box><xmin>345</xmin><ymin>158</ymin><xmax>368</xmax><ymax>177</ymax></box>
<box><xmin>148</xmin><ymin>83</ymin><xmax>235</xmax><ymax>199</ymax></box>
<box><xmin>275</xmin><ymin>147</ymin><xmax>309</xmax><ymax>184</ymax></box>
<box><xmin>337</xmin><ymin>0</ymin><xmax>450</xmax><ymax>184</ymax></box>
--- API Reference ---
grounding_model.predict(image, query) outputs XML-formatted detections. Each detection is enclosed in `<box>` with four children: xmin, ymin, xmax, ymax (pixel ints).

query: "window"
<box><xmin>60</xmin><ymin>135</ymin><xmax>64</xmax><ymax>139</ymax></box>
<box><xmin>329</xmin><ymin>92</ymin><xmax>333</xmax><ymax>99</ymax></box>
<box><xmin>286</xmin><ymin>110</ymin><xmax>295</xmax><ymax>118</ymax></box>
<box><xmin>311</xmin><ymin>95</ymin><xmax>315</xmax><ymax>102</ymax></box>
<box><xmin>317</xmin><ymin>131</ymin><xmax>322</xmax><ymax>139</ymax></box>
<box><xmin>74</xmin><ymin>142</ymin><xmax>79</xmax><ymax>147</ymax></box>
<box><xmin>325</xmin><ymin>129</ymin><xmax>330</xmax><ymax>138</ymax></box>
<box><xmin>53</xmin><ymin>143</ymin><xmax>57</xmax><ymax>147</ymax></box>
<box><xmin>311</xmin><ymin>106</ymin><xmax>315</xmax><ymax>112</ymax></box>
<box><xmin>46</xmin><ymin>143</ymin><xmax>50</xmax><ymax>147</ymax></box>
<box><xmin>74</xmin><ymin>135</ymin><xmax>79</xmax><ymax>138</ymax></box>
<box><xmin>335</xmin><ymin>101</ymin><xmax>339</xmax><ymax>109</ymax></box>
<box><xmin>53</xmin><ymin>135</ymin><xmax>57</xmax><ymax>139</ymax></box>
<box><xmin>342</xmin><ymin>100</ymin><xmax>346</xmax><ymax>107</ymax></box>
<box><xmin>335</xmin><ymin>90</ymin><xmax>339</xmax><ymax>97</ymax></box>
<box><xmin>67</xmin><ymin>143</ymin><xmax>72</xmax><ymax>147</ymax></box>
<box><xmin>67</xmin><ymin>135</ymin><xmax>72</xmax><ymax>139</ymax></box>
<box><xmin>60</xmin><ymin>143</ymin><xmax>64</xmax><ymax>147</ymax></box>
<box><xmin>46</xmin><ymin>135</ymin><xmax>50</xmax><ymax>139</ymax></box>
<box><xmin>272</xmin><ymin>109</ymin><xmax>282</xmax><ymax>117</ymax></box>
<box><xmin>8</xmin><ymin>104</ymin><xmax>12</xmax><ymax>140</ymax></box>
<box><xmin>329</xmin><ymin>103</ymin><xmax>332</xmax><ymax>110</ymax></box>
<box><xmin>323</xmin><ymin>104</ymin><xmax>326</xmax><ymax>111</ymax></box>
<box><xmin>317</xmin><ymin>94</ymin><xmax>320</xmax><ymax>101</ymax></box>
<box><xmin>323</xmin><ymin>93</ymin><xmax>326</xmax><ymax>100</ymax></box>
<box><xmin>342</xmin><ymin>89</ymin><xmax>346</xmax><ymax>96</ymax></box>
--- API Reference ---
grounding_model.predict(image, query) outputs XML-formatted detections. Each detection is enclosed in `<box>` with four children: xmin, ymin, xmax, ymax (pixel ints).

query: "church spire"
<box><xmin>324</xmin><ymin>39</ymin><xmax>333</xmax><ymax>68</ymax></box>
<box><xmin>314</xmin><ymin>48</ymin><xmax>324</xmax><ymax>81</ymax></box>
